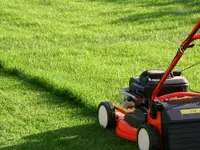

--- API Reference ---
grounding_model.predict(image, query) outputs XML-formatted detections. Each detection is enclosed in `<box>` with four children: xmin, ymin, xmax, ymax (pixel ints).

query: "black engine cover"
<box><xmin>129</xmin><ymin>70</ymin><xmax>188</xmax><ymax>98</ymax></box>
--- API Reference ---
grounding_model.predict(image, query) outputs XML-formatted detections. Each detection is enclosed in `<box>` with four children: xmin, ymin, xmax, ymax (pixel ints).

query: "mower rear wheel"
<box><xmin>98</xmin><ymin>101</ymin><xmax>116</xmax><ymax>128</ymax></box>
<box><xmin>137</xmin><ymin>124</ymin><xmax>159</xmax><ymax>150</ymax></box>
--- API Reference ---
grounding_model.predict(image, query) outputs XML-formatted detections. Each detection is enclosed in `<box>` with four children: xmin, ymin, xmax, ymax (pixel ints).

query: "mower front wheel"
<box><xmin>98</xmin><ymin>101</ymin><xmax>116</xmax><ymax>129</ymax></box>
<box><xmin>137</xmin><ymin>124</ymin><xmax>159</xmax><ymax>150</ymax></box>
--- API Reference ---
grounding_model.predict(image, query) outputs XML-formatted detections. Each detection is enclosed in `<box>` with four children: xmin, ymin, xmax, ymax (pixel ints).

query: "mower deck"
<box><xmin>116</xmin><ymin>112</ymin><xmax>137</xmax><ymax>141</ymax></box>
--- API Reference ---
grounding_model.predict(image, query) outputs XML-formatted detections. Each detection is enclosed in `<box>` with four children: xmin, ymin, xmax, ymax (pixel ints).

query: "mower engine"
<box><xmin>120</xmin><ymin>70</ymin><xmax>188</xmax><ymax>108</ymax></box>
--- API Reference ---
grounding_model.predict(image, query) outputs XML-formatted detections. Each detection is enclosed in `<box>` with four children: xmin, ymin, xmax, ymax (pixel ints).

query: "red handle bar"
<box><xmin>192</xmin><ymin>33</ymin><xmax>200</xmax><ymax>42</ymax></box>
<box><xmin>157</xmin><ymin>92</ymin><xmax>200</xmax><ymax>102</ymax></box>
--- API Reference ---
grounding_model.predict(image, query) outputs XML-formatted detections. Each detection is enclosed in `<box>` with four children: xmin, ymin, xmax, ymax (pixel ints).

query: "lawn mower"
<box><xmin>98</xmin><ymin>20</ymin><xmax>200</xmax><ymax>150</ymax></box>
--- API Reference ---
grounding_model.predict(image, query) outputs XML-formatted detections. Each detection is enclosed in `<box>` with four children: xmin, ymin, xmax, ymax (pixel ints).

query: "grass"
<box><xmin>0</xmin><ymin>0</ymin><xmax>200</xmax><ymax>149</ymax></box>
<box><xmin>0</xmin><ymin>70</ymin><xmax>133</xmax><ymax>150</ymax></box>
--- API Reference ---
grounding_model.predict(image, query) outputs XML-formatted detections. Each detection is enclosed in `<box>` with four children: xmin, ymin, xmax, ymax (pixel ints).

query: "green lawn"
<box><xmin>0</xmin><ymin>0</ymin><xmax>200</xmax><ymax>149</ymax></box>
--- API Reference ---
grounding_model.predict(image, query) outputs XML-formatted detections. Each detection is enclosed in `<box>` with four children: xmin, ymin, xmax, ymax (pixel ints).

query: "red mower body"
<box><xmin>98</xmin><ymin>20</ymin><xmax>200</xmax><ymax>150</ymax></box>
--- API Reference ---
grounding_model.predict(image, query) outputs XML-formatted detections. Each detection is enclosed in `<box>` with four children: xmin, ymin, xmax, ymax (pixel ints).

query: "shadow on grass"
<box><xmin>96</xmin><ymin>0</ymin><xmax>200</xmax><ymax>6</ymax></box>
<box><xmin>0</xmin><ymin>60</ymin><xmax>96</xmax><ymax>116</ymax></box>
<box><xmin>97</xmin><ymin>0</ymin><xmax>199</xmax><ymax>25</ymax></box>
<box><xmin>0</xmin><ymin>61</ymin><xmax>137</xmax><ymax>150</ymax></box>
<box><xmin>0</xmin><ymin>123</ymin><xmax>133</xmax><ymax>150</ymax></box>
<box><xmin>0</xmin><ymin>61</ymin><xmax>134</xmax><ymax>150</ymax></box>
<box><xmin>112</xmin><ymin>9</ymin><xmax>199</xmax><ymax>25</ymax></box>
<box><xmin>139</xmin><ymin>0</ymin><xmax>200</xmax><ymax>8</ymax></box>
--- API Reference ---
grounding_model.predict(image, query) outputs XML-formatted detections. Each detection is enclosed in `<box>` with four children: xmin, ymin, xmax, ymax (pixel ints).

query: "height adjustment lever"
<box><xmin>188</xmin><ymin>43</ymin><xmax>195</xmax><ymax>48</ymax></box>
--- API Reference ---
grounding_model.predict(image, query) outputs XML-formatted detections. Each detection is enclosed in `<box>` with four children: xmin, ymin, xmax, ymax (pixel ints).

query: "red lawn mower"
<box><xmin>98</xmin><ymin>20</ymin><xmax>200</xmax><ymax>150</ymax></box>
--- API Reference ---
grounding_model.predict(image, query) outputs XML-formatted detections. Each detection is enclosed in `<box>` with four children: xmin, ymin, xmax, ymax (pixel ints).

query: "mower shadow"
<box><xmin>0</xmin><ymin>61</ymin><xmax>96</xmax><ymax>116</ymax></box>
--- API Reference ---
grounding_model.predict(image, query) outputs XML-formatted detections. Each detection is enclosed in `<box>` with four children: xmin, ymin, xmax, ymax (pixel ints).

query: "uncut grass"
<box><xmin>0</xmin><ymin>0</ymin><xmax>200</xmax><ymax>149</ymax></box>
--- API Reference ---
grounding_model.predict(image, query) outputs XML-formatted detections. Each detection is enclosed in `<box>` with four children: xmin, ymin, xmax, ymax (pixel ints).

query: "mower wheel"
<box><xmin>98</xmin><ymin>101</ymin><xmax>116</xmax><ymax>128</ymax></box>
<box><xmin>137</xmin><ymin>124</ymin><xmax>159</xmax><ymax>150</ymax></box>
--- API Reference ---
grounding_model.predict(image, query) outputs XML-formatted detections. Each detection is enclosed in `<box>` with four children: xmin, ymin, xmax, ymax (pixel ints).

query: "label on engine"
<box><xmin>180</xmin><ymin>108</ymin><xmax>200</xmax><ymax>115</ymax></box>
